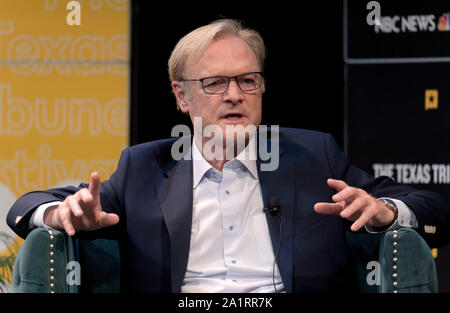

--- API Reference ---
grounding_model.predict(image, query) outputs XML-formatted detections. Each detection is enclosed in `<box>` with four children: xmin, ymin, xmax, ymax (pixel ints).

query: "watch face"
<box><xmin>382</xmin><ymin>199</ymin><xmax>397</xmax><ymax>212</ymax></box>
<box><xmin>381</xmin><ymin>200</ymin><xmax>398</xmax><ymax>225</ymax></box>
<box><xmin>386</xmin><ymin>203</ymin><xmax>396</xmax><ymax>211</ymax></box>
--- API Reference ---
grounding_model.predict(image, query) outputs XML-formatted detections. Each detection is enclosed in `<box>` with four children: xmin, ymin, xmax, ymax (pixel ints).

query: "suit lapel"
<box><xmin>155</xmin><ymin>158</ymin><xmax>193</xmax><ymax>292</ymax></box>
<box><xmin>258</xmin><ymin>132</ymin><xmax>295</xmax><ymax>293</ymax></box>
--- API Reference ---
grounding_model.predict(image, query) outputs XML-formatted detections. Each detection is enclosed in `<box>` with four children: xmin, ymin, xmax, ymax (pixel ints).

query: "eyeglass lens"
<box><xmin>202</xmin><ymin>73</ymin><xmax>262</xmax><ymax>94</ymax></box>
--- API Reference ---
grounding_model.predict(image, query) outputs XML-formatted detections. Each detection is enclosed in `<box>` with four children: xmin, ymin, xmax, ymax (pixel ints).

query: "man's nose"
<box><xmin>223</xmin><ymin>79</ymin><xmax>243</xmax><ymax>103</ymax></box>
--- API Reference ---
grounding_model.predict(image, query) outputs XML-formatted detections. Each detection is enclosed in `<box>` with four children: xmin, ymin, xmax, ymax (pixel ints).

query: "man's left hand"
<box><xmin>314</xmin><ymin>178</ymin><xmax>395</xmax><ymax>231</ymax></box>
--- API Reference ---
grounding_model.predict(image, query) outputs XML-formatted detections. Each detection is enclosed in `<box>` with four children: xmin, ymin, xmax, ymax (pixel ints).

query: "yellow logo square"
<box><xmin>425</xmin><ymin>89</ymin><xmax>439</xmax><ymax>111</ymax></box>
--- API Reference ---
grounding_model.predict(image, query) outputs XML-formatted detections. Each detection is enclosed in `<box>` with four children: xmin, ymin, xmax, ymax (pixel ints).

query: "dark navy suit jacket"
<box><xmin>7</xmin><ymin>128</ymin><xmax>450</xmax><ymax>292</ymax></box>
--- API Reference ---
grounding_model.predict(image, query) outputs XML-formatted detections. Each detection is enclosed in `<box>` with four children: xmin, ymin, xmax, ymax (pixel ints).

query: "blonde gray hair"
<box><xmin>168</xmin><ymin>19</ymin><xmax>266</xmax><ymax>82</ymax></box>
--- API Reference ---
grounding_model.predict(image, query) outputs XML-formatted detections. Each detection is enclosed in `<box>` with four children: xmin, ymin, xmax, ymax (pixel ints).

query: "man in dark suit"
<box><xmin>7</xmin><ymin>19</ymin><xmax>450</xmax><ymax>292</ymax></box>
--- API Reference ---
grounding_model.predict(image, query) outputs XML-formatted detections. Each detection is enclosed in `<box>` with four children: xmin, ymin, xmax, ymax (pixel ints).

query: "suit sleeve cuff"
<box><xmin>29</xmin><ymin>201</ymin><xmax>62</xmax><ymax>229</ymax></box>
<box><xmin>365</xmin><ymin>198</ymin><xmax>419</xmax><ymax>234</ymax></box>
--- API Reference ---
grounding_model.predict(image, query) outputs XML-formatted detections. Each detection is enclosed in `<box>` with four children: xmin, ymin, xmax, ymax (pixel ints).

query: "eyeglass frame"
<box><xmin>179</xmin><ymin>71</ymin><xmax>264</xmax><ymax>95</ymax></box>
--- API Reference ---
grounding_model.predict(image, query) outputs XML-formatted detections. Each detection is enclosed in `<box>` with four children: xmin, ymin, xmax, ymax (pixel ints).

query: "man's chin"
<box><xmin>197</xmin><ymin>121</ymin><xmax>258</xmax><ymax>160</ymax></box>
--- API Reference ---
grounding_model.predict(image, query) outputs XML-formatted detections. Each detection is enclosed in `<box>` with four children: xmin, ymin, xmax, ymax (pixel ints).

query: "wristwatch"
<box><xmin>380</xmin><ymin>198</ymin><xmax>398</xmax><ymax>227</ymax></box>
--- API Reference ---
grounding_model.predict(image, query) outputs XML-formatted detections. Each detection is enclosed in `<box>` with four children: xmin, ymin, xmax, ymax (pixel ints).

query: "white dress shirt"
<box><xmin>182</xmin><ymin>136</ymin><xmax>284</xmax><ymax>293</ymax></box>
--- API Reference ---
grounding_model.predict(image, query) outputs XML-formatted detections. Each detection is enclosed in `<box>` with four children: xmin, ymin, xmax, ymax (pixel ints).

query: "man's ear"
<box><xmin>171</xmin><ymin>81</ymin><xmax>189</xmax><ymax>113</ymax></box>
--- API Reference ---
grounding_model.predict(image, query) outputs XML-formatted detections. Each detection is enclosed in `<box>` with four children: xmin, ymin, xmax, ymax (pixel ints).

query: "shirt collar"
<box><xmin>192</xmin><ymin>134</ymin><xmax>259</xmax><ymax>188</ymax></box>
<box><xmin>192</xmin><ymin>139</ymin><xmax>214</xmax><ymax>188</ymax></box>
<box><xmin>234</xmin><ymin>134</ymin><xmax>258</xmax><ymax>180</ymax></box>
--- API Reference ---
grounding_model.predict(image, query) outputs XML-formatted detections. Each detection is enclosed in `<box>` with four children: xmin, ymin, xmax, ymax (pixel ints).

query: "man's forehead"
<box><xmin>184</xmin><ymin>36</ymin><xmax>259</xmax><ymax>77</ymax></box>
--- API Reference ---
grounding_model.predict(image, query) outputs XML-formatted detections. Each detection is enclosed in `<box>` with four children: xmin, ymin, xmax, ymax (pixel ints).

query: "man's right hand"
<box><xmin>43</xmin><ymin>172</ymin><xmax>120</xmax><ymax>236</ymax></box>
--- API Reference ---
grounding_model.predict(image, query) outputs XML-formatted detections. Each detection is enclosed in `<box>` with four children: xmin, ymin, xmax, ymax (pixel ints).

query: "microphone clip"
<box><xmin>264</xmin><ymin>197</ymin><xmax>281</xmax><ymax>215</ymax></box>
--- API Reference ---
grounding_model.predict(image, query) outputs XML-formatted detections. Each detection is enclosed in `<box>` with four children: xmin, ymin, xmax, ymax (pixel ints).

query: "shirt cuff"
<box><xmin>364</xmin><ymin>198</ymin><xmax>419</xmax><ymax>234</ymax></box>
<box><xmin>29</xmin><ymin>201</ymin><xmax>62</xmax><ymax>229</ymax></box>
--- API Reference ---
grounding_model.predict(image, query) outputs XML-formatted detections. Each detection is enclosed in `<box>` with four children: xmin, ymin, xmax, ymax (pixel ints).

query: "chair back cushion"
<box><xmin>345</xmin><ymin>231</ymin><xmax>382</xmax><ymax>293</ymax></box>
<box><xmin>76</xmin><ymin>237</ymin><xmax>120</xmax><ymax>293</ymax></box>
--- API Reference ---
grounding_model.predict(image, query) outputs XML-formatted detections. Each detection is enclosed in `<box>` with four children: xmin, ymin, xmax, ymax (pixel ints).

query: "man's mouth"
<box><xmin>224</xmin><ymin>113</ymin><xmax>243</xmax><ymax>120</ymax></box>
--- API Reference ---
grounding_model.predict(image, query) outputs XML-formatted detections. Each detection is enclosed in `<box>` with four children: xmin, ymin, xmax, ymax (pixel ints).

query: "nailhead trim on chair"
<box><xmin>392</xmin><ymin>230</ymin><xmax>398</xmax><ymax>293</ymax></box>
<box><xmin>48</xmin><ymin>230</ymin><xmax>55</xmax><ymax>294</ymax></box>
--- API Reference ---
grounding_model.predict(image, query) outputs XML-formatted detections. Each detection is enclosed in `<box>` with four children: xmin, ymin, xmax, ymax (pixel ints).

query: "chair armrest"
<box><xmin>346</xmin><ymin>228</ymin><xmax>438</xmax><ymax>293</ymax></box>
<box><xmin>12</xmin><ymin>227</ymin><xmax>119</xmax><ymax>293</ymax></box>
<box><xmin>12</xmin><ymin>228</ymin><xmax>73</xmax><ymax>293</ymax></box>
<box><xmin>379</xmin><ymin>228</ymin><xmax>438</xmax><ymax>293</ymax></box>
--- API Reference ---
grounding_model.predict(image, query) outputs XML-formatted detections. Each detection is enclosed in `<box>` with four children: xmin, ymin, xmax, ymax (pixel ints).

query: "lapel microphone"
<box><xmin>264</xmin><ymin>197</ymin><xmax>281</xmax><ymax>215</ymax></box>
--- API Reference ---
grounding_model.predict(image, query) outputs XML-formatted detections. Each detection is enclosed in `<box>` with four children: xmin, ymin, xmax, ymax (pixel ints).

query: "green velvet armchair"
<box><xmin>11</xmin><ymin>227</ymin><xmax>438</xmax><ymax>293</ymax></box>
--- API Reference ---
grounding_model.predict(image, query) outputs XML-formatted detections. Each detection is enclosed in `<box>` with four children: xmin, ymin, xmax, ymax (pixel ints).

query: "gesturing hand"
<box><xmin>314</xmin><ymin>179</ymin><xmax>395</xmax><ymax>232</ymax></box>
<box><xmin>43</xmin><ymin>172</ymin><xmax>120</xmax><ymax>236</ymax></box>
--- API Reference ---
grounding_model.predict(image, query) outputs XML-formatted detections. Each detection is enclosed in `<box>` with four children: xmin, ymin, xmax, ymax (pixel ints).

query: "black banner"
<box><xmin>345</xmin><ymin>0</ymin><xmax>450</xmax><ymax>292</ymax></box>
<box><xmin>345</xmin><ymin>0</ymin><xmax>450</xmax><ymax>60</ymax></box>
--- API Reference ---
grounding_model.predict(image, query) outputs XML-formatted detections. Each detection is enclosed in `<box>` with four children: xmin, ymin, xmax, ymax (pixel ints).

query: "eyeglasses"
<box><xmin>181</xmin><ymin>72</ymin><xmax>263</xmax><ymax>95</ymax></box>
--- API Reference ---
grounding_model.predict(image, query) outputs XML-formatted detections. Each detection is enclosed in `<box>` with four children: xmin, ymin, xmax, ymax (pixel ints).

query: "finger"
<box><xmin>59</xmin><ymin>204</ymin><xmax>76</xmax><ymax>236</ymax></box>
<box><xmin>314</xmin><ymin>202</ymin><xmax>345</xmax><ymax>215</ymax></box>
<box><xmin>350</xmin><ymin>207</ymin><xmax>375</xmax><ymax>232</ymax></box>
<box><xmin>339</xmin><ymin>197</ymin><xmax>367</xmax><ymax>220</ymax></box>
<box><xmin>89</xmin><ymin>172</ymin><xmax>101</xmax><ymax>199</ymax></box>
<box><xmin>327</xmin><ymin>179</ymin><xmax>349</xmax><ymax>192</ymax></box>
<box><xmin>67</xmin><ymin>195</ymin><xmax>83</xmax><ymax>217</ymax></box>
<box><xmin>98</xmin><ymin>212</ymin><xmax>120</xmax><ymax>227</ymax></box>
<box><xmin>78</xmin><ymin>188</ymin><xmax>93</xmax><ymax>204</ymax></box>
<box><xmin>332</xmin><ymin>187</ymin><xmax>360</xmax><ymax>203</ymax></box>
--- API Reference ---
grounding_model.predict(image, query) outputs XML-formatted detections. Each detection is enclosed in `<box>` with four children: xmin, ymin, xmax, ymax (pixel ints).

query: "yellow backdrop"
<box><xmin>0</xmin><ymin>0</ymin><xmax>129</xmax><ymax>291</ymax></box>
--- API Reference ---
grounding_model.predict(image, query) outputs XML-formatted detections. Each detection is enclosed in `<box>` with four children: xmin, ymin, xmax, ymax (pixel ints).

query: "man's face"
<box><xmin>173</xmin><ymin>35</ymin><xmax>263</xmax><ymax>143</ymax></box>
